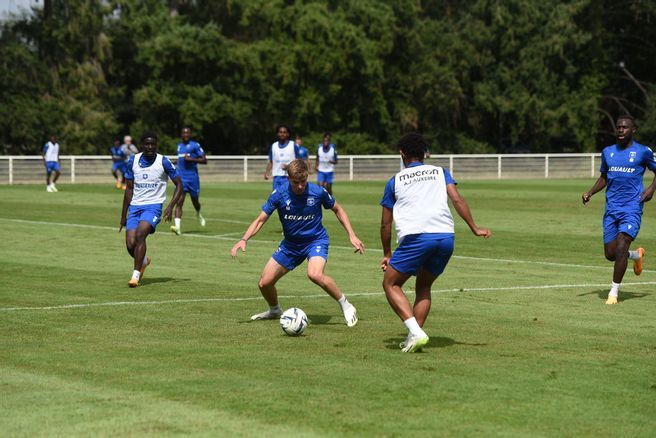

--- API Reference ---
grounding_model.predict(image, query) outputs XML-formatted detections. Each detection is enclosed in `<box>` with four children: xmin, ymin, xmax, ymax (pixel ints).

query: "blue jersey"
<box><xmin>297</xmin><ymin>146</ymin><xmax>309</xmax><ymax>160</ymax></box>
<box><xmin>110</xmin><ymin>146</ymin><xmax>127</xmax><ymax>161</ymax></box>
<box><xmin>124</xmin><ymin>154</ymin><xmax>177</xmax><ymax>181</ymax></box>
<box><xmin>262</xmin><ymin>182</ymin><xmax>335</xmax><ymax>244</ymax></box>
<box><xmin>176</xmin><ymin>140</ymin><xmax>205</xmax><ymax>178</ymax></box>
<box><xmin>600</xmin><ymin>142</ymin><xmax>656</xmax><ymax>211</ymax></box>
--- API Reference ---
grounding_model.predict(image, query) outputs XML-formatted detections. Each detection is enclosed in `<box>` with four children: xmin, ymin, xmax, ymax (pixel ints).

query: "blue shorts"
<box><xmin>45</xmin><ymin>161</ymin><xmax>60</xmax><ymax>173</ymax></box>
<box><xmin>272</xmin><ymin>238</ymin><xmax>330</xmax><ymax>271</ymax></box>
<box><xmin>273</xmin><ymin>176</ymin><xmax>289</xmax><ymax>192</ymax></box>
<box><xmin>317</xmin><ymin>171</ymin><xmax>334</xmax><ymax>184</ymax></box>
<box><xmin>603</xmin><ymin>209</ymin><xmax>641</xmax><ymax>243</ymax></box>
<box><xmin>126</xmin><ymin>204</ymin><xmax>163</xmax><ymax>234</ymax></box>
<box><xmin>112</xmin><ymin>162</ymin><xmax>126</xmax><ymax>173</ymax></box>
<box><xmin>181</xmin><ymin>175</ymin><xmax>200</xmax><ymax>198</ymax></box>
<box><xmin>390</xmin><ymin>233</ymin><xmax>455</xmax><ymax>276</ymax></box>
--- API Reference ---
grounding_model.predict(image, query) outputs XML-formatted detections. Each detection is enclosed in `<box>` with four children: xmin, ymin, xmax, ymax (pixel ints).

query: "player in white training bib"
<box><xmin>380</xmin><ymin>132</ymin><xmax>491</xmax><ymax>353</ymax></box>
<box><xmin>119</xmin><ymin>132</ymin><xmax>183</xmax><ymax>288</ymax></box>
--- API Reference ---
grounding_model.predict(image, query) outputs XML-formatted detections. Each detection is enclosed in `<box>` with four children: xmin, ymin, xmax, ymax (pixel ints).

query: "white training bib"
<box><xmin>393</xmin><ymin>164</ymin><xmax>454</xmax><ymax>243</ymax></box>
<box><xmin>130</xmin><ymin>153</ymin><xmax>168</xmax><ymax>205</ymax></box>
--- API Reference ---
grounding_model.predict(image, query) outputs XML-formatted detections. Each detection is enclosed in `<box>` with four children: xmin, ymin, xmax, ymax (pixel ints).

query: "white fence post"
<box><xmin>71</xmin><ymin>157</ymin><xmax>76</xmax><ymax>183</ymax></box>
<box><xmin>497</xmin><ymin>156</ymin><xmax>502</xmax><ymax>179</ymax></box>
<box><xmin>449</xmin><ymin>155</ymin><xmax>454</xmax><ymax>176</ymax></box>
<box><xmin>591</xmin><ymin>155</ymin><xmax>595</xmax><ymax>177</ymax></box>
<box><xmin>9</xmin><ymin>157</ymin><xmax>13</xmax><ymax>185</ymax></box>
<box><xmin>243</xmin><ymin>157</ymin><xmax>248</xmax><ymax>182</ymax></box>
<box><xmin>349</xmin><ymin>156</ymin><xmax>353</xmax><ymax>181</ymax></box>
<box><xmin>545</xmin><ymin>155</ymin><xmax>549</xmax><ymax>178</ymax></box>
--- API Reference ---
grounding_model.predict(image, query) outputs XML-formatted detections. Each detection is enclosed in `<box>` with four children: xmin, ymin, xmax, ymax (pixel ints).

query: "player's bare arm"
<box><xmin>640</xmin><ymin>172</ymin><xmax>656</xmax><ymax>202</ymax></box>
<box><xmin>264</xmin><ymin>161</ymin><xmax>272</xmax><ymax>180</ymax></box>
<box><xmin>185</xmin><ymin>153</ymin><xmax>207</xmax><ymax>164</ymax></box>
<box><xmin>379</xmin><ymin>206</ymin><xmax>393</xmax><ymax>271</ymax></box>
<box><xmin>163</xmin><ymin>176</ymin><xmax>184</xmax><ymax>222</ymax></box>
<box><xmin>331</xmin><ymin>202</ymin><xmax>365</xmax><ymax>254</ymax></box>
<box><xmin>231</xmin><ymin>211</ymin><xmax>271</xmax><ymax>257</ymax></box>
<box><xmin>446</xmin><ymin>184</ymin><xmax>491</xmax><ymax>238</ymax></box>
<box><xmin>119</xmin><ymin>179</ymin><xmax>134</xmax><ymax>232</ymax></box>
<box><xmin>582</xmin><ymin>174</ymin><xmax>607</xmax><ymax>204</ymax></box>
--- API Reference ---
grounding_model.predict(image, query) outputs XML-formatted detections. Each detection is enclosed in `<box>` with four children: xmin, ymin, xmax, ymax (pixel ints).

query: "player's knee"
<box><xmin>307</xmin><ymin>271</ymin><xmax>324</xmax><ymax>285</ymax></box>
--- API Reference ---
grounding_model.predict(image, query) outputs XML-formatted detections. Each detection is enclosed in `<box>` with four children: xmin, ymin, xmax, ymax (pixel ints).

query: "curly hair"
<box><xmin>397</xmin><ymin>132</ymin><xmax>429</xmax><ymax>161</ymax></box>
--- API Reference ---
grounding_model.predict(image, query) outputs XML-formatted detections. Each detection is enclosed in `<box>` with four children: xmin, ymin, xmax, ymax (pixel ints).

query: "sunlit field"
<box><xmin>1</xmin><ymin>179</ymin><xmax>655</xmax><ymax>436</ymax></box>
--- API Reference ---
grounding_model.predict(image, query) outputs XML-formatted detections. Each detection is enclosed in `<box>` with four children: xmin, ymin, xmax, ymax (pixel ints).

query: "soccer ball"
<box><xmin>279</xmin><ymin>307</ymin><xmax>308</xmax><ymax>336</ymax></box>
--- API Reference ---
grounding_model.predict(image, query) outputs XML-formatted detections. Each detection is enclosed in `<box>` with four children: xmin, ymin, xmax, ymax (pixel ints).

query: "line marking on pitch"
<box><xmin>2</xmin><ymin>281</ymin><xmax>655</xmax><ymax>312</ymax></box>
<box><xmin>1</xmin><ymin>217</ymin><xmax>642</xmax><ymax>274</ymax></box>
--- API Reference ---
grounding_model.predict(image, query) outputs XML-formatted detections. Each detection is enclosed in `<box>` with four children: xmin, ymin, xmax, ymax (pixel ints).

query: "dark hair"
<box><xmin>323</xmin><ymin>132</ymin><xmax>331</xmax><ymax>139</ymax></box>
<box><xmin>276</xmin><ymin>124</ymin><xmax>291</xmax><ymax>135</ymax></box>
<box><xmin>617</xmin><ymin>114</ymin><xmax>636</xmax><ymax>126</ymax></box>
<box><xmin>140</xmin><ymin>132</ymin><xmax>158</xmax><ymax>143</ymax></box>
<box><xmin>397</xmin><ymin>132</ymin><xmax>430</xmax><ymax>161</ymax></box>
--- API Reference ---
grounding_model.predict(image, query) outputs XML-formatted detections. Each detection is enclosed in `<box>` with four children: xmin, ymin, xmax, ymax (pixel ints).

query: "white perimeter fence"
<box><xmin>0</xmin><ymin>153</ymin><xmax>603</xmax><ymax>184</ymax></box>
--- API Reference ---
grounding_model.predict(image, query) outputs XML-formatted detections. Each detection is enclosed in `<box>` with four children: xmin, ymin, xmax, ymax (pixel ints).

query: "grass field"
<box><xmin>1</xmin><ymin>179</ymin><xmax>655</xmax><ymax>436</ymax></box>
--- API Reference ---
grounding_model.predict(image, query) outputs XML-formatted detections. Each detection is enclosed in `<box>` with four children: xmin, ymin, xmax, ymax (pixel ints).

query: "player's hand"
<box><xmin>473</xmin><ymin>227</ymin><xmax>492</xmax><ymax>238</ymax></box>
<box><xmin>162</xmin><ymin>208</ymin><xmax>172</xmax><ymax>222</ymax></box>
<box><xmin>582</xmin><ymin>192</ymin><xmax>592</xmax><ymax>204</ymax></box>
<box><xmin>119</xmin><ymin>217</ymin><xmax>126</xmax><ymax>232</ymax></box>
<box><xmin>640</xmin><ymin>189</ymin><xmax>655</xmax><ymax>202</ymax></box>
<box><xmin>264</xmin><ymin>173</ymin><xmax>270</xmax><ymax>180</ymax></box>
<box><xmin>231</xmin><ymin>240</ymin><xmax>247</xmax><ymax>258</ymax></box>
<box><xmin>380</xmin><ymin>256</ymin><xmax>391</xmax><ymax>271</ymax></box>
<box><xmin>350</xmin><ymin>236</ymin><xmax>365</xmax><ymax>254</ymax></box>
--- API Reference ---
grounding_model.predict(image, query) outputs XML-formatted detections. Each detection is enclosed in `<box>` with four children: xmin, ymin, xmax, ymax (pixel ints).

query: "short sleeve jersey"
<box><xmin>124</xmin><ymin>153</ymin><xmax>178</xmax><ymax>206</ymax></box>
<box><xmin>317</xmin><ymin>144</ymin><xmax>337</xmax><ymax>172</ymax></box>
<box><xmin>43</xmin><ymin>142</ymin><xmax>59</xmax><ymax>162</ymax></box>
<box><xmin>176</xmin><ymin>140</ymin><xmax>205</xmax><ymax>177</ymax></box>
<box><xmin>110</xmin><ymin>145</ymin><xmax>127</xmax><ymax>161</ymax></box>
<box><xmin>380</xmin><ymin>162</ymin><xmax>456</xmax><ymax>243</ymax></box>
<box><xmin>600</xmin><ymin>141</ymin><xmax>656</xmax><ymax>211</ymax></box>
<box><xmin>297</xmin><ymin>146</ymin><xmax>309</xmax><ymax>160</ymax></box>
<box><xmin>262</xmin><ymin>182</ymin><xmax>335</xmax><ymax>244</ymax></box>
<box><xmin>269</xmin><ymin>141</ymin><xmax>300</xmax><ymax>177</ymax></box>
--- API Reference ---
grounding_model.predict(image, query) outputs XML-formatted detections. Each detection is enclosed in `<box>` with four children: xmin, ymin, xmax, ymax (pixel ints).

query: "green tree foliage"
<box><xmin>1</xmin><ymin>0</ymin><xmax>655</xmax><ymax>154</ymax></box>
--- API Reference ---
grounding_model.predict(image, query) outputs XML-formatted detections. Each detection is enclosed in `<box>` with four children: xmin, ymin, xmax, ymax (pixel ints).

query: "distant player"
<box><xmin>315</xmin><ymin>132</ymin><xmax>337</xmax><ymax>195</ymax></box>
<box><xmin>295</xmin><ymin>135</ymin><xmax>312</xmax><ymax>173</ymax></box>
<box><xmin>110</xmin><ymin>138</ymin><xmax>127</xmax><ymax>189</ymax></box>
<box><xmin>121</xmin><ymin>135</ymin><xmax>138</xmax><ymax>157</ymax></box>
<box><xmin>582</xmin><ymin>115</ymin><xmax>656</xmax><ymax>304</ymax></box>
<box><xmin>42</xmin><ymin>134</ymin><xmax>61</xmax><ymax>192</ymax></box>
<box><xmin>231</xmin><ymin>159</ymin><xmax>364</xmax><ymax>327</ymax></box>
<box><xmin>380</xmin><ymin>133</ymin><xmax>491</xmax><ymax>353</ymax></box>
<box><xmin>120</xmin><ymin>132</ymin><xmax>183</xmax><ymax>288</ymax></box>
<box><xmin>170</xmin><ymin>127</ymin><xmax>207</xmax><ymax>235</ymax></box>
<box><xmin>264</xmin><ymin>124</ymin><xmax>299</xmax><ymax>192</ymax></box>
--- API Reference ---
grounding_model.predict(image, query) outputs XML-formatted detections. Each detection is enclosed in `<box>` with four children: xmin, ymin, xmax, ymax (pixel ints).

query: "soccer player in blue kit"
<box><xmin>231</xmin><ymin>159</ymin><xmax>365</xmax><ymax>327</ymax></box>
<box><xmin>315</xmin><ymin>133</ymin><xmax>337</xmax><ymax>195</ymax></box>
<box><xmin>582</xmin><ymin>115</ymin><xmax>656</xmax><ymax>304</ymax></box>
<box><xmin>110</xmin><ymin>138</ymin><xmax>127</xmax><ymax>189</ymax></box>
<box><xmin>120</xmin><ymin>133</ymin><xmax>183</xmax><ymax>287</ymax></box>
<box><xmin>170</xmin><ymin>127</ymin><xmax>207</xmax><ymax>235</ymax></box>
<box><xmin>380</xmin><ymin>133</ymin><xmax>491</xmax><ymax>353</ymax></box>
<box><xmin>295</xmin><ymin>135</ymin><xmax>312</xmax><ymax>172</ymax></box>
<box><xmin>264</xmin><ymin>124</ymin><xmax>300</xmax><ymax>192</ymax></box>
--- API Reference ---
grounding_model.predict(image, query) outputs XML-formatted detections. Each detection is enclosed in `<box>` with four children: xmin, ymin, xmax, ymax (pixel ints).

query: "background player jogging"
<box><xmin>231</xmin><ymin>159</ymin><xmax>364</xmax><ymax>327</ymax></box>
<box><xmin>315</xmin><ymin>132</ymin><xmax>337</xmax><ymax>195</ymax></box>
<box><xmin>380</xmin><ymin>133</ymin><xmax>491</xmax><ymax>353</ymax></box>
<box><xmin>264</xmin><ymin>124</ymin><xmax>299</xmax><ymax>192</ymax></box>
<box><xmin>582</xmin><ymin>115</ymin><xmax>656</xmax><ymax>304</ymax></box>
<box><xmin>170</xmin><ymin>127</ymin><xmax>207</xmax><ymax>235</ymax></box>
<box><xmin>120</xmin><ymin>133</ymin><xmax>183</xmax><ymax>287</ymax></box>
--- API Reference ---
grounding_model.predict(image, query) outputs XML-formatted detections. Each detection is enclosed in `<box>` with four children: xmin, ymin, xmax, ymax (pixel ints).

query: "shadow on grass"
<box><xmin>140</xmin><ymin>277</ymin><xmax>185</xmax><ymax>286</ymax></box>
<box><xmin>578</xmin><ymin>289</ymin><xmax>649</xmax><ymax>302</ymax></box>
<box><xmin>384</xmin><ymin>335</ymin><xmax>487</xmax><ymax>351</ymax></box>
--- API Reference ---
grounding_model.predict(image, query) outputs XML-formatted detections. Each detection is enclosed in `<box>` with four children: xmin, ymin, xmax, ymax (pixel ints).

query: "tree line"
<box><xmin>1</xmin><ymin>0</ymin><xmax>655</xmax><ymax>155</ymax></box>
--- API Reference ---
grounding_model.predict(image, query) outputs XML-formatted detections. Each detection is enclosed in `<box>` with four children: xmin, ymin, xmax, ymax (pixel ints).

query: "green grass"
<box><xmin>1</xmin><ymin>180</ymin><xmax>655</xmax><ymax>437</ymax></box>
